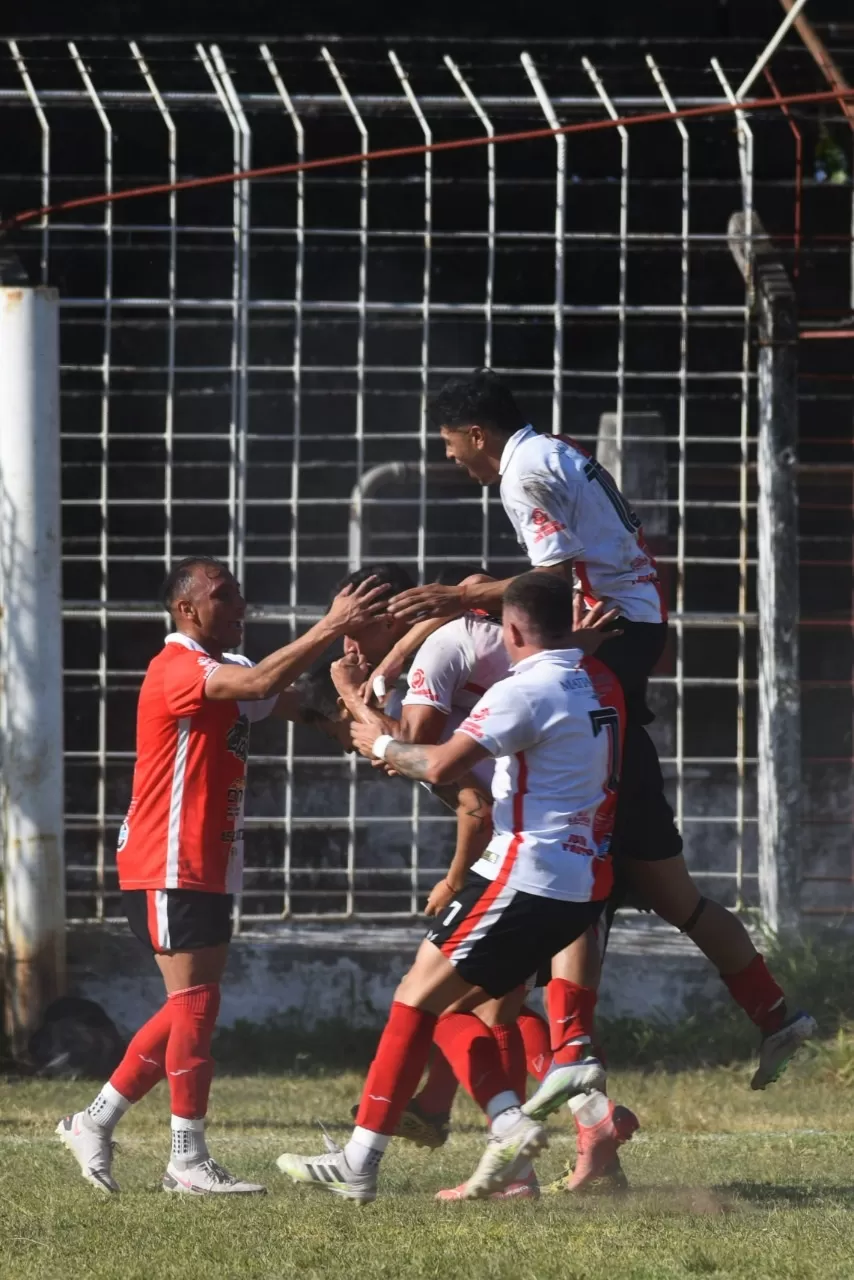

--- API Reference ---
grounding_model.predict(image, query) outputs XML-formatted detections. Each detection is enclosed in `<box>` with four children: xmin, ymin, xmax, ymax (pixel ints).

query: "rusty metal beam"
<box><xmin>779</xmin><ymin>0</ymin><xmax>854</xmax><ymax>128</ymax></box>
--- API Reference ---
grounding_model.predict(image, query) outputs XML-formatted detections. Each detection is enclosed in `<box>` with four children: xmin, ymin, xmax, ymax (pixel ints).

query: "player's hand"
<box><xmin>387</xmin><ymin>582</ymin><xmax>464</xmax><ymax>623</ymax></box>
<box><xmin>331</xmin><ymin>652</ymin><xmax>367</xmax><ymax>694</ymax></box>
<box><xmin>361</xmin><ymin>649</ymin><xmax>405</xmax><ymax>702</ymax></box>
<box><xmin>424</xmin><ymin>877</ymin><xmax>460</xmax><ymax>918</ymax></box>
<box><xmin>350</xmin><ymin>721</ymin><xmax>381</xmax><ymax>760</ymax></box>
<box><xmin>571</xmin><ymin>599</ymin><xmax>622</xmax><ymax>655</ymax></box>
<box><xmin>325</xmin><ymin>576</ymin><xmax>390</xmax><ymax>636</ymax></box>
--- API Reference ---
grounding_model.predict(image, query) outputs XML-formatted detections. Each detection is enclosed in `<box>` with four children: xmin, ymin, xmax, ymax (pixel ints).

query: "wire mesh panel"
<box><xmin>0</xmin><ymin>36</ymin><xmax>849</xmax><ymax>923</ymax></box>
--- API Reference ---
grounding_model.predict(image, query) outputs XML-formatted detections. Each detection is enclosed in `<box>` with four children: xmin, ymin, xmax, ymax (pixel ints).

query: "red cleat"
<box><xmin>565</xmin><ymin>1101</ymin><xmax>638</xmax><ymax>1194</ymax></box>
<box><xmin>435</xmin><ymin>1169</ymin><xmax>539</xmax><ymax>1202</ymax></box>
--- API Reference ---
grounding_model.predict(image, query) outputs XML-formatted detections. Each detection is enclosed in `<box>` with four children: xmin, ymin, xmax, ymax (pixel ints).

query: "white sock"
<box><xmin>171</xmin><ymin>1115</ymin><xmax>209</xmax><ymax>1164</ymax></box>
<box><xmin>343</xmin><ymin>1126</ymin><xmax>389</xmax><ymax>1175</ymax></box>
<box><xmin>85</xmin><ymin>1082</ymin><xmax>131</xmax><ymax>1132</ymax></box>
<box><xmin>569</xmin><ymin>1089</ymin><xmax>610</xmax><ymax>1126</ymax></box>
<box><xmin>490</xmin><ymin>1105</ymin><xmax>523</xmax><ymax>1139</ymax></box>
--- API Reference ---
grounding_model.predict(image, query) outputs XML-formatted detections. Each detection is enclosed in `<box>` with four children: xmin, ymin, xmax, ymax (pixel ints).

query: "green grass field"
<box><xmin>2</xmin><ymin>1057</ymin><xmax>853</xmax><ymax>1280</ymax></box>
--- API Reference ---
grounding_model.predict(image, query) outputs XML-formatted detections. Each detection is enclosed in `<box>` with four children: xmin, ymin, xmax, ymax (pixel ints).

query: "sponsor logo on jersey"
<box><xmin>529</xmin><ymin>507</ymin><xmax>568</xmax><ymax>542</ymax></box>
<box><xmin>410</xmin><ymin>668</ymin><xmax>426</xmax><ymax>690</ymax></box>
<box><xmin>227</xmin><ymin>713</ymin><xmax>250</xmax><ymax>763</ymax></box>
<box><xmin>197</xmin><ymin>655</ymin><xmax>220</xmax><ymax>678</ymax></box>
<box><xmin>117</xmin><ymin>818</ymin><xmax>130</xmax><ymax>851</ymax></box>
<box><xmin>460</xmin><ymin>705</ymin><xmax>489</xmax><ymax>739</ymax></box>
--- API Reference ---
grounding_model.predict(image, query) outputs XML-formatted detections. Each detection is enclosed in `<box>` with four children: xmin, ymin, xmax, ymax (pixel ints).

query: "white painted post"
<box><xmin>0</xmin><ymin>285</ymin><xmax>65</xmax><ymax>1053</ymax></box>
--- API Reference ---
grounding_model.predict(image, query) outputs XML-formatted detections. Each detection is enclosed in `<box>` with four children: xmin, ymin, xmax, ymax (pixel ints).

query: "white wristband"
<box><xmin>372</xmin><ymin>734</ymin><xmax>394</xmax><ymax>761</ymax></box>
<box><xmin>372</xmin><ymin>674</ymin><xmax>387</xmax><ymax>701</ymax></box>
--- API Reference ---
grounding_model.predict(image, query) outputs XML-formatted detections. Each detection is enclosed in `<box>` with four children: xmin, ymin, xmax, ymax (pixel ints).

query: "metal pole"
<box><xmin>756</xmin><ymin>262</ymin><xmax>802</xmax><ymax>936</ymax></box>
<box><xmin>0</xmin><ymin>286</ymin><xmax>66</xmax><ymax>1052</ymax></box>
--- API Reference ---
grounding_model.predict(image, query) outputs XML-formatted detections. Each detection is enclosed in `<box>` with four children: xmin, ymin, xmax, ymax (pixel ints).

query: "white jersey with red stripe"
<box><xmin>117</xmin><ymin>634</ymin><xmax>277</xmax><ymax>895</ymax></box>
<box><xmin>499</xmin><ymin>425</ymin><xmax>666</xmax><ymax>624</ymax></box>
<box><xmin>402</xmin><ymin>613</ymin><xmax>511</xmax><ymax>793</ymax></box>
<box><xmin>455</xmin><ymin>648</ymin><xmax>618</xmax><ymax>903</ymax></box>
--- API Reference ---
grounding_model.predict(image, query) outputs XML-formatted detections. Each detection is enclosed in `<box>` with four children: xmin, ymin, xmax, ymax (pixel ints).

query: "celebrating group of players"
<box><xmin>56</xmin><ymin>370</ymin><xmax>816</xmax><ymax>1201</ymax></box>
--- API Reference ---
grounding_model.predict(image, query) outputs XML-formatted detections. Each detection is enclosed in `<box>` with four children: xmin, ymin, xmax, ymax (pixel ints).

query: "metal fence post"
<box><xmin>729</xmin><ymin>211</ymin><xmax>802</xmax><ymax>935</ymax></box>
<box><xmin>0</xmin><ymin>284</ymin><xmax>66</xmax><ymax>1052</ymax></box>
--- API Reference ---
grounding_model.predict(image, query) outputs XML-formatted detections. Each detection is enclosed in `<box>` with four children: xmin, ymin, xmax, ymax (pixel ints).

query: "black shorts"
<box><xmin>123</xmin><ymin>889</ymin><xmax>233</xmax><ymax>955</ymax></box>
<box><xmin>611</xmin><ymin>721</ymin><xmax>683</xmax><ymax>862</ymax></box>
<box><xmin>596</xmin><ymin>620</ymin><xmax>668</xmax><ymax>726</ymax></box>
<box><xmin>427</xmin><ymin>871</ymin><xmax>604</xmax><ymax>998</ymax></box>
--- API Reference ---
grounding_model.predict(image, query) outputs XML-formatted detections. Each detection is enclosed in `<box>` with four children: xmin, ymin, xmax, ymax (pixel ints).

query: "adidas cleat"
<box><xmin>163</xmin><ymin>1157</ymin><xmax>266</xmax><ymax>1195</ymax></box>
<box><xmin>463</xmin><ymin>1114</ymin><xmax>547</xmax><ymax>1199</ymax></box>
<box><xmin>751</xmin><ymin>1010</ymin><xmax>817</xmax><ymax>1090</ymax></box>
<box><xmin>55</xmin><ymin>1113</ymin><xmax>120</xmax><ymax>1193</ymax></box>
<box><xmin>521</xmin><ymin>1058</ymin><xmax>607</xmax><ymax>1123</ymax></box>
<box><xmin>276</xmin><ymin>1148</ymin><xmax>376</xmax><ymax>1203</ymax></box>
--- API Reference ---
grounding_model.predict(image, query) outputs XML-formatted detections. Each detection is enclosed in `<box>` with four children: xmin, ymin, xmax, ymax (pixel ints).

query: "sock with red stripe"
<box><xmin>548</xmin><ymin>978</ymin><xmax>598</xmax><ymax>1065</ymax></box>
<box><xmin>517</xmin><ymin>1006</ymin><xmax>552</xmax><ymax>1082</ymax></box>
<box><xmin>432</xmin><ymin>1011</ymin><xmax>519</xmax><ymax>1115</ymax></box>
<box><xmin>413</xmin><ymin>1046</ymin><xmax>459</xmax><ymax>1117</ymax></box>
<box><xmin>492</xmin><ymin>1022</ymin><xmax>528</xmax><ymax>1101</ymax></box>
<box><xmin>165</xmin><ymin>982</ymin><xmax>220</xmax><ymax>1165</ymax></box>
<box><xmin>354</xmin><ymin>1002</ymin><xmax>438</xmax><ymax>1137</ymax></box>
<box><xmin>86</xmin><ymin>1001</ymin><xmax>173</xmax><ymax>1132</ymax></box>
<box><xmin>721</xmin><ymin>954</ymin><xmax>787</xmax><ymax>1034</ymax></box>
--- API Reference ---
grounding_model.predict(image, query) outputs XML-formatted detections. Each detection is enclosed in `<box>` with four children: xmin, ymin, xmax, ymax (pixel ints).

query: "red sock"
<box><xmin>517</xmin><ymin>1006</ymin><xmax>552</xmax><ymax>1081</ymax></box>
<box><xmin>356</xmin><ymin>1002</ymin><xmax>437</xmax><ymax>1134</ymax></box>
<box><xmin>109</xmin><ymin>1001</ymin><xmax>172</xmax><ymax>1102</ymax></box>
<box><xmin>721</xmin><ymin>954</ymin><xmax>787</xmax><ymax>1034</ymax></box>
<box><xmin>492</xmin><ymin>1022</ymin><xmax>528</xmax><ymax>1101</ymax></box>
<box><xmin>165</xmin><ymin>983</ymin><xmax>221</xmax><ymax>1119</ymax></box>
<box><xmin>414</xmin><ymin>1047</ymin><xmax>459</xmax><ymax>1117</ymax></box>
<box><xmin>548</xmin><ymin>979</ymin><xmax>598</xmax><ymax>1064</ymax></box>
<box><xmin>432</xmin><ymin>1011</ymin><xmax>516</xmax><ymax>1113</ymax></box>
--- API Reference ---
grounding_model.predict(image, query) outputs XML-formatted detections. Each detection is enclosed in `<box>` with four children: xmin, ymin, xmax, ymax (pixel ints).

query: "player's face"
<box><xmin>440</xmin><ymin>424</ymin><xmax>498</xmax><ymax>485</ymax></box>
<box><xmin>343</xmin><ymin>616</ymin><xmax>404</xmax><ymax>667</ymax></box>
<box><xmin>192</xmin><ymin>568</ymin><xmax>246</xmax><ymax>650</ymax></box>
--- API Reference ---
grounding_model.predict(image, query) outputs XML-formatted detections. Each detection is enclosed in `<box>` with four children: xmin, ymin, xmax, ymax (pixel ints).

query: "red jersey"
<box><xmin>117</xmin><ymin>634</ymin><xmax>276</xmax><ymax>894</ymax></box>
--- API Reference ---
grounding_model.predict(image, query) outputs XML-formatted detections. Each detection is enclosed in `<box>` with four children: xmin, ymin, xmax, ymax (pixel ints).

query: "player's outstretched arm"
<box><xmin>386</xmin><ymin>571</ymin><xmax>503</xmax><ymax>624</ymax></box>
<box><xmin>350</xmin><ymin>722</ymin><xmax>489</xmax><ymax>786</ymax></box>
<box><xmin>205</xmin><ymin>577</ymin><xmax>389</xmax><ymax>702</ymax></box>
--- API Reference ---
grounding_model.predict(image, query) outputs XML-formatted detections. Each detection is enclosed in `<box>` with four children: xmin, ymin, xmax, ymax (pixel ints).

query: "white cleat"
<box><xmin>463</xmin><ymin>1113</ymin><xmax>548</xmax><ymax>1200</ymax></box>
<box><xmin>751</xmin><ymin>1011</ymin><xmax>817</xmax><ymax>1090</ymax></box>
<box><xmin>55</xmin><ymin>1112</ymin><xmax>120</xmax><ymax>1193</ymax></box>
<box><xmin>163</xmin><ymin>1157</ymin><xmax>266</xmax><ymax>1195</ymax></box>
<box><xmin>276</xmin><ymin>1148</ymin><xmax>377</xmax><ymax>1204</ymax></box>
<box><xmin>522</xmin><ymin>1058</ymin><xmax>607</xmax><ymax>1122</ymax></box>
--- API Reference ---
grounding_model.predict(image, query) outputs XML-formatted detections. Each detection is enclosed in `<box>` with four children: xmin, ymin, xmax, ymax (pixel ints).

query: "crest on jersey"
<box><xmin>410</xmin><ymin>668</ymin><xmax>426</xmax><ymax>690</ymax></box>
<box><xmin>227</xmin><ymin>713</ymin><xmax>250</xmax><ymax>763</ymax></box>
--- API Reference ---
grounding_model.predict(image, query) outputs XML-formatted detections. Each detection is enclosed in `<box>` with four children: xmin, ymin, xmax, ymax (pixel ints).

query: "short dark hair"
<box><xmin>503</xmin><ymin>572</ymin><xmax>574</xmax><ymax>646</ymax></box>
<box><xmin>332</xmin><ymin>561</ymin><xmax>415</xmax><ymax>603</ymax></box>
<box><xmin>433</xmin><ymin>562</ymin><xmax>485</xmax><ymax>586</ymax></box>
<box><xmin>427</xmin><ymin>369</ymin><xmax>526</xmax><ymax>437</ymax></box>
<box><xmin>160</xmin><ymin>556</ymin><xmax>230</xmax><ymax>610</ymax></box>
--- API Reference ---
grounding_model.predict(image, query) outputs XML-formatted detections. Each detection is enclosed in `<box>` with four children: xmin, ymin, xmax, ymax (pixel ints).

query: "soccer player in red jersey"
<box><xmin>56</xmin><ymin>556</ymin><xmax>388</xmax><ymax>1195</ymax></box>
<box><xmin>388</xmin><ymin>370</ymin><xmax>815</xmax><ymax>1108</ymax></box>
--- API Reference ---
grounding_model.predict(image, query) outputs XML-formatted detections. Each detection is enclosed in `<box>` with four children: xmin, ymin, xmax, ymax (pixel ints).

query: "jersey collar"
<box><xmin>512</xmin><ymin>646</ymin><xmax>584</xmax><ymax>674</ymax></box>
<box><xmin>498</xmin><ymin>425</ymin><xmax>536</xmax><ymax>476</ymax></box>
<box><xmin>165</xmin><ymin>632</ymin><xmax>210</xmax><ymax>654</ymax></box>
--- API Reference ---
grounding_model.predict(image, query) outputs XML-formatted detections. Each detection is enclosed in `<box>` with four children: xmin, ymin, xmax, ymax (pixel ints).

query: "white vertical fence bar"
<box><xmin>521</xmin><ymin>53</ymin><xmax>565</xmax><ymax>436</ymax></box>
<box><xmin>131</xmin><ymin>42</ymin><xmax>177</xmax><ymax>578</ymax></box>
<box><xmin>0</xmin><ymin>286</ymin><xmax>65</xmax><ymax>1051</ymax></box>
<box><xmin>261</xmin><ymin>44</ymin><xmax>305</xmax><ymax>920</ymax></box>
<box><xmin>321</xmin><ymin>47</ymin><xmax>367</xmax><ymax>918</ymax></box>
<box><xmin>389</xmin><ymin>49</ymin><xmax>432</xmax><ymax>915</ymax></box>
<box><xmin>712</xmin><ymin>59</ymin><xmax>753</xmax><ymax>909</ymax></box>
<box><xmin>444</xmin><ymin>55</ymin><xmax>496</xmax><ymax>568</ymax></box>
<box><xmin>647</xmin><ymin>54</ymin><xmax>690</xmax><ymax>836</ymax></box>
<box><xmin>582</xmin><ymin>58</ymin><xmax>629</xmax><ymax>490</ymax></box>
<box><xmin>69</xmin><ymin>42</ymin><xmax>112</xmax><ymax>922</ymax></box>
<box><xmin>8</xmin><ymin>42</ymin><xmax>50</xmax><ymax>285</ymax></box>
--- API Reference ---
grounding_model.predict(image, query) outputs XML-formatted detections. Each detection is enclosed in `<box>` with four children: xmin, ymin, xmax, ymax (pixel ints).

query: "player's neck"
<box><xmin>177</xmin><ymin>623</ymin><xmax>224</xmax><ymax>663</ymax></box>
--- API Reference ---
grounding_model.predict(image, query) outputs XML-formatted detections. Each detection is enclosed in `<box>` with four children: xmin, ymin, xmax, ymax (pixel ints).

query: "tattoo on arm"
<box><xmin>431</xmin><ymin>783</ymin><xmax>492</xmax><ymax>834</ymax></box>
<box><xmin>384</xmin><ymin>740</ymin><xmax>433</xmax><ymax>781</ymax></box>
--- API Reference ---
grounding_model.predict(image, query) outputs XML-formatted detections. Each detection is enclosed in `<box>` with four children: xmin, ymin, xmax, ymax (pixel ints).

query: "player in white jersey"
<box><xmin>386</xmin><ymin>369</ymin><xmax>815</xmax><ymax>1113</ymax></box>
<box><xmin>275</xmin><ymin>573</ymin><xmax>616</xmax><ymax>1203</ymax></box>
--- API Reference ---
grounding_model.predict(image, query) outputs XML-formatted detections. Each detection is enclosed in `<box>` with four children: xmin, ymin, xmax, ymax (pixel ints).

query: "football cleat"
<box><xmin>521</xmin><ymin>1058</ymin><xmax>607</xmax><ymax>1122</ymax></box>
<box><xmin>163</xmin><ymin>1157</ymin><xmax>266</xmax><ymax>1195</ymax></box>
<box><xmin>276</xmin><ymin>1142</ymin><xmax>376</xmax><ymax>1204</ymax></box>
<box><xmin>564</xmin><ymin>1102</ymin><xmax>638</xmax><ymax>1194</ymax></box>
<box><xmin>55</xmin><ymin>1113</ymin><xmax>120</xmax><ymax>1193</ymax></box>
<box><xmin>462</xmin><ymin>1114</ymin><xmax>548</xmax><ymax>1199</ymax></box>
<box><xmin>350</xmin><ymin>1098</ymin><xmax>450</xmax><ymax>1150</ymax></box>
<box><xmin>751</xmin><ymin>1011</ymin><xmax>817</xmax><ymax>1090</ymax></box>
<box><xmin>436</xmin><ymin>1168</ymin><xmax>539</xmax><ymax>1201</ymax></box>
<box><xmin>544</xmin><ymin>1153</ymin><xmax>629</xmax><ymax>1196</ymax></box>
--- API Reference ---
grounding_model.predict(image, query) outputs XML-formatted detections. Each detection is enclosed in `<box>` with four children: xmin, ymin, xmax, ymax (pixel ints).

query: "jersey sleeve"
<box><xmin>402</xmin><ymin>622</ymin><xmax>474</xmax><ymax>714</ymax></box>
<box><xmin>502</xmin><ymin>465</ymin><xmax>584</xmax><ymax>568</ymax></box>
<box><xmin>225</xmin><ymin>652</ymin><xmax>279</xmax><ymax>723</ymax></box>
<box><xmin>454</xmin><ymin>680</ymin><xmax>538</xmax><ymax>757</ymax></box>
<box><xmin>163</xmin><ymin>650</ymin><xmax>221</xmax><ymax>718</ymax></box>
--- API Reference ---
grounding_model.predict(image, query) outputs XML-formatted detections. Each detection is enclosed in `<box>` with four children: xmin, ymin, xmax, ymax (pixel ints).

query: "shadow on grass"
<box><xmin>719</xmin><ymin>1181</ymin><xmax>854</xmax><ymax>1207</ymax></box>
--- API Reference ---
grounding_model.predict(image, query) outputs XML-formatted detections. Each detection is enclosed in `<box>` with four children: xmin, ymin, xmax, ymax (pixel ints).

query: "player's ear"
<box><xmin>470</xmin><ymin>424</ymin><xmax>486</xmax><ymax>451</ymax></box>
<box><xmin>507</xmin><ymin>619</ymin><xmax>525</xmax><ymax>648</ymax></box>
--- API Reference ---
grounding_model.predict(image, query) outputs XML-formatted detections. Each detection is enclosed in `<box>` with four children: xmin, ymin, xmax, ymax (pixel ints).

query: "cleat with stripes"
<box><xmin>751</xmin><ymin>1011</ymin><xmax>817</xmax><ymax>1090</ymax></box>
<box><xmin>55</xmin><ymin>1112</ymin><xmax>120</xmax><ymax>1193</ymax></box>
<box><xmin>276</xmin><ymin>1148</ymin><xmax>377</xmax><ymax>1203</ymax></box>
